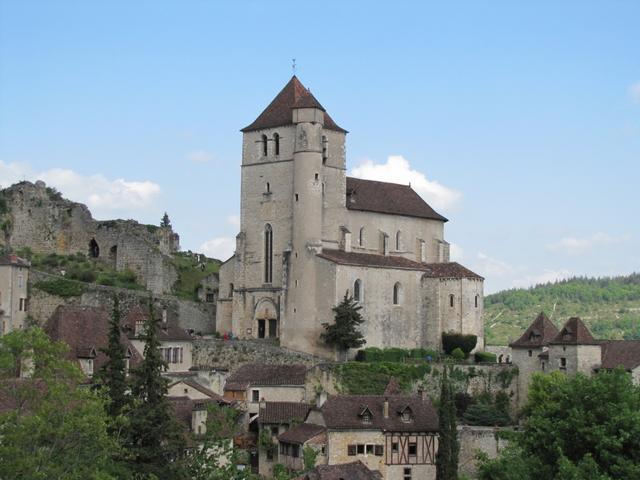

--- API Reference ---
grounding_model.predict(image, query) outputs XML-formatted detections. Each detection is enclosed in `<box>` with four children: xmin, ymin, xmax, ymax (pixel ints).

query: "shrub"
<box><xmin>455</xmin><ymin>392</ymin><xmax>474</xmax><ymax>417</ymax></box>
<box><xmin>442</xmin><ymin>332</ymin><xmax>478</xmax><ymax>356</ymax></box>
<box><xmin>34</xmin><ymin>279</ymin><xmax>85</xmax><ymax>298</ymax></box>
<box><xmin>475</xmin><ymin>351</ymin><xmax>497</xmax><ymax>363</ymax></box>
<box><xmin>451</xmin><ymin>348</ymin><xmax>466</xmax><ymax>361</ymax></box>
<box><xmin>75</xmin><ymin>269</ymin><xmax>97</xmax><ymax>283</ymax></box>
<box><xmin>97</xmin><ymin>275</ymin><xmax>115</xmax><ymax>286</ymax></box>
<box><xmin>463</xmin><ymin>402</ymin><xmax>511</xmax><ymax>426</ymax></box>
<box><xmin>119</xmin><ymin>269</ymin><xmax>137</xmax><ymax>284</ymax></box>
<box><xmin>382</xmin><ymin>347</ymin><xmax>408</xmax><ymax>362</ymax></box>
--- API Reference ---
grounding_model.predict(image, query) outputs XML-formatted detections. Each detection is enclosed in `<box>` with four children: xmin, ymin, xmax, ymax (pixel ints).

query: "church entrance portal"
<box><xmin>254</xmin><ymin>298</ymin><xmax>278</xmax><ymax>340</ymax></box>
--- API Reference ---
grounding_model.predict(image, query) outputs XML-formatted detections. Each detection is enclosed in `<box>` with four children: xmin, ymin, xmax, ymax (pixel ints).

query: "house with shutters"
<box><xmin>0</xmin><ymin>254</ymin><xmax>30</xmax><ymax>336</ymax></box>
<box><xmin>216</xmin><ymin>76</ymin><xmax>484</xmax><ymax>359</ymax></box>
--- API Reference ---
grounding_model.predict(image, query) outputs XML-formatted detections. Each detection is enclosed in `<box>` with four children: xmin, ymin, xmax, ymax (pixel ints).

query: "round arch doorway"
<box><xmin>254</xmin><ymin>298</ymin><xmax>279</xmax><ymax>340</ymax></box>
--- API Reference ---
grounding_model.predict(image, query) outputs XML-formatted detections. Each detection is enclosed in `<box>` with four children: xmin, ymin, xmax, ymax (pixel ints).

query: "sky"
<box><xmin>1</xmin><ymin>0</ymin><xmax>639</xmax><ymax>293</ymax></box>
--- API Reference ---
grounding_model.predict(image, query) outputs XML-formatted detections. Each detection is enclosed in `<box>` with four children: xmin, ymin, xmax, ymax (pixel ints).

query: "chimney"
<box><xmin>383</xmin><ymin>398</ymin><xmax>389</xmax><ymax>419</ymax></box>
<box><xmin>418</xmin><ymin>387</ymin><xmax>427</xmax><ymax>402</ymax></box>
<box><xmin>9</xmin><ymin>254</ymin><xmax>17</xmax><ymax>264</ymax></box>
<box><xmin>316</xmin><ymin>391</ymin><xmax>327</xmax><ymax>409</ymax></box>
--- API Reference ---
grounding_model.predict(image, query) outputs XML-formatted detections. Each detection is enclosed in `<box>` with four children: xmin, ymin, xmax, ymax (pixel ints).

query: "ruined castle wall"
<box><xmin>458</xmin><ymin>426</ymin><xmax>510</xmax><ymax>478</ymax></box>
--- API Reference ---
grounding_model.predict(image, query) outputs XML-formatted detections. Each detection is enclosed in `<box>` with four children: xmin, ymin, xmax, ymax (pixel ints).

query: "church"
<box><xmin>216</xmin><ymin>76</ymin><xmax>484</xmax><ymax>358</ymax></box>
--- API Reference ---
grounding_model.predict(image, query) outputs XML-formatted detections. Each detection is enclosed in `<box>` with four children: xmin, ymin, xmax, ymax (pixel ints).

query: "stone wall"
<box><xmin>458</xmin><ymin>426</ymin><xmax>510</xmax><ymax>478</ymax></box>
<box><xmin>28</xmin><ymin>270</ymin><xmax>215</xmax><ymax>334</ymax></box>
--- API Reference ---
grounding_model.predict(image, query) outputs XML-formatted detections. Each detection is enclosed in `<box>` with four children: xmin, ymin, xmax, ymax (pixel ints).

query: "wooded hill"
<box><xmin>484</xmin><ymin>273</ymin><xmax>640</xmax><ymax>345</ymax></box>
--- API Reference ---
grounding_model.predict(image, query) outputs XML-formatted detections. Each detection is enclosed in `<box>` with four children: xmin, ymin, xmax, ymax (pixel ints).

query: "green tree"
<box><xmin>477</xmin><ymin>369</ymin><xmax>640</xmax><ymax>479</ymax></box>
<box><xmin>160</xmin><ymin>212</ymin><xmax>171</xmax><ymax>228</ymax></box>
<box><xmin>302</xmin><ymin>445</ymin><xmax>318</xmax><ymax>472</ymax></box>
<box><xmin>0</xmin><ymin>328</ymin><xmax>127</xmax><ymax>479</ymax></box>
<box><xmin>436</xmin><ymin>365</ymin><xmax>459</xmax><ymax>480</ymax></box>
<box><xmin>96</xmin><ymin>295</ymin><xmax>129</xmax><ymax>417</ymax></box>
<box><xmin>128</xmin><ymin>299</ymin><xmax>186</xmax><ymax>478</ymax></box>
<box><xmin>321</xmin><ymin>292</ymin><xmax>366</xmax><ymax>354</ymax></box>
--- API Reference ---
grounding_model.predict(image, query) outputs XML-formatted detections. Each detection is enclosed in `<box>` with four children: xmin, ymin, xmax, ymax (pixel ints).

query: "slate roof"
<box><xmin>0</xmin><ymin>254</ymin><xmax>30</xmax><ymax>267</ymax></box>
<box><xmin>170</xmin><ymin>379</ymin><xmax>227</xmax><ymax>403</ymax></box>
<box><xmin>600</xmin><ymin>340</ymin><xmax>640</xmax><ymax>370</ymax></box>
<box><xmin>224</xmin><ymin>363</ymin><xmax>308</xmax><ymax>391</ymax></box>
<box><xmin>124</xmin><ymin>305</ymin><xmax>192</xmax><ymax>342</ymax></box>
<box><xmin>46</xmin><ymin>305</ymin><xmax>142</xmax><ymax>373</ymax></box>
<box><xmin>241</xmin><ymin>76</ymin><xmax>346</xmax><ymax>133</ymax></box>
<box><xmin>293</xmin><ymin>461</ymin><xmax>382</xmax><ymax>480</ymax></box>
<box><xmin>549</xmin><ymin>317</ymin><xmax>598</xmax><ymax>345</ymax></box>
<box><xmin>278</xmin><ymin>423</ymin><xmax>326</xmax><ymax>445</ymax></box>
<box><xmin>346</xmin><ymin>177</ymin><xmax>447</xmax><ymax>222</ymax></box>
<box><xmin>321</xmin><ymin>394</ymin><xmax>439</xmax><ymax>432</ymax></box>
<box><xmin>259</xmin><ymin>401</ymin><xmax>312</xmax><ymax>424</ymax></box>
<box><xmin>317</xmin><ymin>249</ymin><xmax>483</xmax><ymax>279</ymax></box>
<box><xmin>509</xmin><ymin>312</ymin><xmax>560</xmax><ymax>348</ymax></box>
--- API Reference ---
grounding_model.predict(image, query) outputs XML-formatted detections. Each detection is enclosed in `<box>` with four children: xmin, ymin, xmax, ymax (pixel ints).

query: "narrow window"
<box><xmin>322</xmin><ymin>135</ymin><xmax>328</xmax><ymax>164</ymax></box>
<box><xmin>393</xmin><ymin>282</ymin><xmax>402</xmax><ymax>305</ymax></box>
<box><xmin>396</xmin><ymin>230</ymin><xmax>402</xmax><ymax>250</ymax></box>
<box><xmin>295</xmin><ymin>193</ymin><xmax>299</xmax><ymax>202</ymax></box>
<box><xmin>449</xmin><ymin>294</ymin><xmax>455</xmax><ymax>307</ymax></box>
<box><xmin>560</xmin><ymin>357</ymin><xmax>567</xmax><ymax>369</ymax></box>
<box><xmin>359</xmin><ymin>227</ymin><xmax>365</xmax><ymax>247</ymax></box>
<box><xmin>408</xmin><ymin>442</ymin><xmax>417</xmax><ymax>457</ymax></box>
<box><xmin>314</xmin><ymin>173</ymin><xmax>319</xmax><ymax>181</ymax></box>
<box><xmin>392</xmin><ymin>442</ymin><xmax>399</xmax><ymax>454</ymax></box>
<box><xmin>229</xmin><ymin>283</ymin><xmax>234</xmax><ymax>298</ymax></box>
<box><xmin>357</xmin><ymin>444</ymin><xmax>365</xmax><ymax>455</ymax></box>
<box><xmin>403</xmin><ymin>467</ymin><xmax>412</xmax><ymax>480</ymax></box>
<box><xmin>262</xmin><ymin>134</ymin><xmax>268</xmax><ymax>156</ymax></box>
<box><xmin>475</xmin><ymin>294</ymin><xmax>479</xmax><ymax>308</ymax></box>
<box><xmin>264</xmin><ymin>224</ymin><xmax>273</xmax><ymax>283</ymax></box>
<box><xmin>252</xmin><ymin>389</ymin><xmax>260</xmax><ymax>402</ymax></box>
<box><xmin>273</xmin><ymin>132</ymin><xmax>280</xmax><ymax>155</ymax></box>
<box><xmin>528</xmin><ymin>350</ymin><xmax>532</xmax><ymax>357</ymax></box>
<box><xmin>353</xmin><ymin>279</ymin><xmax>362</xmax><ymax>302</ymax></box>
<box><xmin>266</xmin><ymin>182</ymin><xmax>270</xmax><ymax>193</ymax></box>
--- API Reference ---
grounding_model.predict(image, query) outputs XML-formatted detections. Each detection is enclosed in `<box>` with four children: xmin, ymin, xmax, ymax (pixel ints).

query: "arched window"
<box><xmin>229</xmin><ymin>283</ymin><xmax>234</xmax><ymax>298</ymax></box>
<box><xmin>353</xmin><ymin>279</ymin><xmax>362</xmax><ymax>302</ymax></box>
<box><xmin>393</xmin><ymin>282</ymin><xmax>402</xmax><ymax>305</ymax></box>
<box><xmin>322</xmin><ymin>135</ymin><xmax>328</xmax><ymax>164</ymax></box>
<box><xmin>359</xmin><ymin>227</ymin><xmax>365</xmax><ymax>247</ymax></box>
<box><xmin>273</xmin><ymin>132</ymin><xmax>280</xmax><ymax>155</ymax></box>
<box><xmin>266</xmin><ymin>182</ymin><xmax>271</xmax><ymax>193</ymax></box>
<box><xmin>395</xmin><ymin>231</ymin><xmax>402</xmax><ymax>251</ymax></box>
<box><xmin>264</xmin><ymin>224</ymin><xmax>273</xmax><ymax>283</ymax></box>
<box><xmin>449</xmin><ymin>294</ymin><xmax>455</xmax><ymax>307</ymax></box>
<box><xmin>89</xmin><ymin>238</ymin><xmax>99</xmax><ymax>258</ymax></box>
<box><xmin>261</xmin><ymin>134</ymin><xmax>268</xmax><ymax>156</ymax></box>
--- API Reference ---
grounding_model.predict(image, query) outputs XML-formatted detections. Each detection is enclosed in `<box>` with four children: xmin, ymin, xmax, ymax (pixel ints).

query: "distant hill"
<box><xmin>484</xmin><ymin>273</ymin><xmax>640</xmax><ymax>345</ymax></box>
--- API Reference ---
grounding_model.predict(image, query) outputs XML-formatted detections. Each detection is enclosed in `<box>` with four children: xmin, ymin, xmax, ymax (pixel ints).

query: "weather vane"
<box><xmin>292</xmin><ymin>58</ymin><xmax>296</xmax><ymax>75</ymax></box>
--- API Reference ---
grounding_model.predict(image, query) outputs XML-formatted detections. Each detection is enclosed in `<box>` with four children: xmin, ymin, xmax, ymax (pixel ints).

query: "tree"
<box><xmin>436</xmin><ymin>365</ymin><xmax>459</xmax><ymax>480</ymax></box>
<box><xmin>477</xmin><ymin>369</ymin><xmax>640</xmax><ymax>480</ymax></box>
<box><xmin>160</xmin><ymin>212</ymin><xmax>171</xmax><ymax>228</ymax></box>
<box><xmin>128</xmin><ymin>299</ymin><xmax>186</xmax><ymax>478</ymax></box>
<box><xmin>321</xmin><ymin>292</ymin><xmax>366</xmax><ymax>354</ymax></box>
<box><xmin>97</xmin><ymin>295</ymin><xmax>129</xmax><ymax>417</ymax></box>
<box><xmin>0</xmin><ymin>328</ymin><xmax>127</xmax><ymax>479</ymax></box>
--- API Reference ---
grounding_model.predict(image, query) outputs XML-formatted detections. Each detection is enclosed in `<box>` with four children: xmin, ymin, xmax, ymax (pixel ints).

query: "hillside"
<box><xmin>484</xmin><ymin>273</ymin><xmax>640</xmax><ymax>345</ymax></box>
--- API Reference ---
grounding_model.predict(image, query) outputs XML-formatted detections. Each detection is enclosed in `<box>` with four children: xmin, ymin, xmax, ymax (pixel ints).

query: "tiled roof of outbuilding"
<box><xmin>509</xmin><ymin>312</ymin><xmax>560</xmax><ymax>348</ymax></box>
<box><xmin>600</xmin><ymin>340</ymin><xmax>640</xmax><ymax>370</ymax></box>
<box><xmin>321</xmin><ymin>394</ymin><xmax>439</xmax><ymax>432</ymax></box>
<box><xmin>224</xmin><ymin>363</ymin><xmax>307</xmax><ymax>390</ymax></box>
<box><xmin>241</xmin><ymin>76</ymin><xmax>345</xmax><ymax>133</ymax></box>
<box><xmin>550</xmin><ymin>317</ymin><xmax>598</xmax><ymax>345</ymax></box>
<box><xmin>346</xmin><ymin>177</ymin><xmax>447</xmax><ymax>222</ymax></box>
<box><xmin>293</xmin><ymin>461</ymin><xmax>383</xmax><ymax>480</ymax></box>
<box><xmin>278</xmin><ymin>423</ymin><xmax>325</xmax><ymax>445</ymax></box>
<box><xmin>259</xmin><ymin>401</ymin><xmax>312</xmax><ymax>424</ymax></box>
<box><xmin>170</xmin><ymin>379</ymin><xmax>227</xmax><ymax>403</ymax></box>
<box><xmin>123</xmin><ymin>305</ymin><xmax>192</xmax><ymax>342</ymax></box>
<box><xmin>317</xmin><ymin>249</ymin><xmax>483</xmax><ymax>279</ymax></box>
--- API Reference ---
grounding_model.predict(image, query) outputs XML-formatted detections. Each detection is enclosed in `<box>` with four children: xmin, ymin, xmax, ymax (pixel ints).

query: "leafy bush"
<box><xmin>382</xmin><ymin>347</ymin><xmax>407</xmax><ymax>362</ymax></box>
<box><xmin>355</xmin><ymin>347</ymin><xmax>383</xmax><ymax>362</ymax></box>
<box><xmin>356</xmin><ymin>347</ymin><xmax>440</xmax><ymax>363</ymax></box>
<box><xmin>442</xmin><ymin>332</ymin><xmax>478</xmax><ymax>356</ymax></box>
<box><xmin>475</xmin><ymin>351</ymin><xmax>497</xmax><ymax>363</ymax></box>
<box><xmin>34</xmin><ymin>279</ymin><xmax>85</xmax><ymax>298</ymax></box>
<box><xmin>451</xmin><ymin>348</ymin><xmax>466</xmax><ymax>361</ymax></box>
<box><xmin>455</xmin><ymin>392</ymin><xmax>474</xmax><ymax>417</ymax></box>
<box><xmin>96</xmin><ymin>275</ymin><xmax>115</xmax><ymax>286</ymax></box>
<box><xmin>335</xmin><ymin>362</ymin><xmax>431</xmax><ymax>395</ymax></box>
<box><xmin>463</xmin><ymin>402</ymin><xmax>511</xmax><ymax>426</ymax></box>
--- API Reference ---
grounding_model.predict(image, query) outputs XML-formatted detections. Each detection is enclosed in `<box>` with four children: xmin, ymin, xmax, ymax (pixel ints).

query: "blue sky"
<box><xmin>1</xmin><ymin>0</ymin><xmax>639</xmax><ymax>293</ymax></box>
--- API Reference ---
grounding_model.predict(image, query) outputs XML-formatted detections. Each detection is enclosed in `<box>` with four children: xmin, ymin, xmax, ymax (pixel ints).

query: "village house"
<box><xmin>273</xmin><ymin>392</ymin><xmax>439</xmax><ymax>480</ymax></box>
<box><xmin>293</xmin><ymin>460</ymin><xmax>382</xmax><ymax>480</ymax></box>
<box><xmin>168</xmin><ymin>378</ymin><xmax>228</xmax><ymax>402</ymax></box>
<box><xmin>0</xmin><ymin>254</ymin><xmax>30</xmax><ymax>336</ymax></box>
<box><xmin>216</xmin><ymin>76</ymin><xmax>484</xmax><ymax>358</ymax></box>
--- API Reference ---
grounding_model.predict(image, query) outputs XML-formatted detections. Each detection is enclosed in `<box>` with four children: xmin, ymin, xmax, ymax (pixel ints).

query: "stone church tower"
<box><xmin>217</xmin><ymin>77</ymin><xmax>484</xmax><ymax>358</ymax></box>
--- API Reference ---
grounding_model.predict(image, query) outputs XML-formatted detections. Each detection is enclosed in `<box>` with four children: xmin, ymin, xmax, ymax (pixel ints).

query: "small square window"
<box><xmin>374</xmin><ymin>445</ymin><xmax>384</xmax><ymax>456</ymax></box>
<box><xmin>357</xmin><ymin>444</ymin><xmax>365</xmax><ymax>455</ymax></box>
<box><xmin>271</xmin><ymin>426</ymin><xmax>279</xmax><ymax>436</ymax></box>
<box><xmin>366</xmin><ymin>444</ymin><xmax>374</xmax><ymax>455</ymax></box>
<box><xmin>347</xmin><ymin>445</ymin><xmax>356</xmax><ymax>456</ymax></box>
<box><xmin>403</xmin><ymin>467</ymin><xmax>412</xmax><ymax>480</ymax></box>
<box><xmin>528</xmin><ymin>350</ymin><xmax>533</xmax><ymax>357</ymax></box>
<box><xmin>392</xmin><ymin>442</ymin><xmax>399</xmax><ymax>454</ymax></box>
<box><xmin>252</xmin><ymin>389</ymin><xmax>260</xmax><ymax>402</ymax></box>
<box><xmin>408</xmin><ymin>442</ymin><xmax>417</xmax><ymax>457</ymax></box>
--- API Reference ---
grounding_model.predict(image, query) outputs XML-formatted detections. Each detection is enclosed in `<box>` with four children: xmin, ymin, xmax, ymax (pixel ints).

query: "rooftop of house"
<box><xmin>278</xmin><ymin>423</ymin><xmax>326</xmax><ymax>445</ymax></box>
<box><xmin>509</xmin><ymin>312</ymin><xmax>560</xmax><ymax>348</ymax></box>
<box><xmin>346</xmin><ymin>177</ymin><xmax>448</xmax><ymax>222</ymax></box>
<box><xmin>321</xmin><ymin>394</ymin><xmax>439</xmax><ymax>432</ymax></box>
<box><xmin>259</xmin><ymin>401</ymin><xmax>312</xmax><ymax>425</ymax></box>
<box><xmin>293</xmin><ymin>461</ymin><xmax>382</xmax><ymax>480</ymax></box>
<box><xmin>241</xmin><ymin>76</ymin><xmax>346</xmax><ymax>133</ymax></box>
<box><xmin>45</xmin><ymin>305</ymin><xmax>142</xmax><ymax>374</ymax></box>
<box><xmin>169</xmin><ymin>379</ymin><xmax>227</xmax><ymax>403</ymax></box>
<box><xmin>224</xmin><ymin>363</ymin><xmax>308</xmax><ymax>391</ymax></box>
<box><xmin>600</xmin><ymin>340</ymin><xmax>640</xmax><ymax>371</ymax></box>
<box><xmin>549</xmin><ymin>317</ymin><xmax>599</xmax><ymax>345</ymax></box>
<box><xmin>123</xmin><ymin>305</ymin><xmax>193</xmax><ymax>342</ymax></box>
<box><xmin>0</xmin><ymin>254</ymin><xmax>30</xmax><ymax>267</ymax></box>
<box><xmin>317</xmin><ymin>249</ymin><xmax>483</xmax><ymax>279</ymax></box>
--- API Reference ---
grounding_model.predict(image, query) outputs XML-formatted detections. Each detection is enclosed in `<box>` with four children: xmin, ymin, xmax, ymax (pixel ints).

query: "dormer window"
<box><xmin>361</xmin><ymin>412</ymin><xmax>371</xmax><ymax>424</ymax></box>
<box><xmin>359</xmin><ymin>405</ymin><xmax>373</xmax><ymax>424</ymax></box>
<box><xmin>400</xmin><ymin>406</ymin><xmax>413</xmax><ymax>423</ymax></box>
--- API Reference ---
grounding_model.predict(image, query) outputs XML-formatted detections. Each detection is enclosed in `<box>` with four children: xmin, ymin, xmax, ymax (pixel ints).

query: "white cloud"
<box><xmin>547</xmin><ymin>233</ymin><xmax>631</xmax><ymax>255</ymax></box>
<box><xmin>449</xmin><ymin>243</ymin><xmax>464</xmax><ymax>262</ymax></box>
<box><xmin>227</xmin><ymin>214</ymin><xmax>240</xmax><ymax>228</ymax></box>
<box><xmin>199</xmin><ymin>237</ymin><xmax>235</xmax><ymax>260</ymax></box>
<box><xmin>629</xmin><ymin>82</ymin><xmax>640</xmax><ymax>102</ymax></box>
<box><xmin>187</xmin><ymin>150</ymin><xmax>214</xmax><ymax>163</ymax></box>
<box><xmin>475</xmin><ymin>252</ymin><xmax>514</xmax><ymax>277</ymax></box>
<box><xmin>512</xmin><ymin>269</ymin><xmax>572</xmax><ymax>289</ymax></box>
<box><xmin>350</xmin><ymin>155</ymin><xmax>461</xmax><ymax>211</ymax></box>
<box><xmin>0</xmin><ymin>160</ymin><xmax>161</xmax><ymax>219</ymax></box>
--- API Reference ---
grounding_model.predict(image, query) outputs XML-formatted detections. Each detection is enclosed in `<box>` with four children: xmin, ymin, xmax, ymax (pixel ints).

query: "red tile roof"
<box><xmin>509</xmin><ymin>312</ymin><xmax>560</xmax><ymax>348</ymax></box>
<box><xmin>321</xmin><ymin>394</ymin><xmax>439</xmax><ymax>432</ymax></box>
<box><xmin>224</xmin><ymin>363</ymin><xmax>308</xmax><ymax>391</ymax></box>
<box><xmin>259</xmin><ymin>401</ymin><xmax>312</xmax><ymax>424</ymax></box>
<box><xmin>550</xmin><ymin>317</ymin><xmax>598</xmax><ymax>345</ymax></box>
<box><xmin>294</xmin><ymin>461</ymin><xmax>382</xmax><ymax>480</ymax></box>
<box><xmin>277</xmin><ymin>423</ymin><xmax>325</xmax><ymax>445</ymax></box>
<box><xmin>317</xmin><ymin>249</ymin><xmax>483</xmax><ymax>279</ymax></box>
<box><xmin>0</xmin><ymin>254</ymin><xmax>30</xmax><ymax>267</ymax></box>
<box><xmin>241</xmin><ymin>76</ymin><xmax>345</xmax><ymax>133</ymax></box>
<box><xmin>600</xmin><ymin>340</ymin><xmax>640</xmax><ymax>370</ymax></box>
<box><xmin>346</xmin><ymin>177</ymin><xmax>447</xmax><ymax>222</ymax></box>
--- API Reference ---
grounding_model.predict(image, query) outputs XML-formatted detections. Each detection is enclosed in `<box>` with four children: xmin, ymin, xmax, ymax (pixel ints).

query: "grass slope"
<box><xmin>484</xmin><ymin>273</ymin><xmax>640</xmax><ymax>345</ymax></box>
